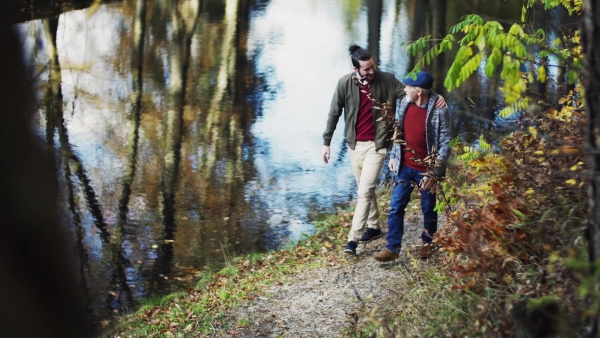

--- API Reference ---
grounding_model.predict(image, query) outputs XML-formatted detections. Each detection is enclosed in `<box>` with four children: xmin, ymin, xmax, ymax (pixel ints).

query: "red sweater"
<box><xmin>401</xmin><ymin>104</ymin><xmax>428</xmax><ymax>171</ymax></box>
<box><xmin>355</xmin><ymin>84</ymin><xmax>375</xmax><ymax>141</ymax></box>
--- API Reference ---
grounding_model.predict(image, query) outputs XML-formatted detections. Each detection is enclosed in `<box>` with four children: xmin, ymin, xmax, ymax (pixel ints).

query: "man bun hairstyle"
<box><xmin>348</xmin><ymin>44</ymin><xmax>372</xmax><ymax>69</ymax></box>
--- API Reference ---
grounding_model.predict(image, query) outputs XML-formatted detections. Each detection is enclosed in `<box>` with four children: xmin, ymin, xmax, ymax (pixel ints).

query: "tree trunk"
<box><xmin>582</xmin><ymin>0</ymin><xmax>600</xmax><ymax>336</ymax></box>
<box><xmin>367</xmin><ymin>0</ymin><xmax>383</xmax><ymax>63</ymax></box>
<box><xmin>0</xmin><ymin>4</ymin><xmax>91</xmax><ymax>335</ymax></box>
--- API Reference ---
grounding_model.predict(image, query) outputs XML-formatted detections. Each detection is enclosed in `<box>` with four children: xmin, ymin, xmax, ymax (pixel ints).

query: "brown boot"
<box><xmin>418</xmin><ymin>242</ymin><xmax>436</xmax><ymax>259</ymax></box>
<box><xmin>374</xmin><ymin>249</ymin><xmax>399</xmax><ymax>262</ymax></box>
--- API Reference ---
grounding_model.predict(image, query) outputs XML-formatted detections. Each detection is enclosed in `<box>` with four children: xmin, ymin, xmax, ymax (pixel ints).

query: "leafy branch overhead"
<box><xmin>405</xmin><ymin>0</ymin><xmax>583</xmax><ymax>117</ymax></box>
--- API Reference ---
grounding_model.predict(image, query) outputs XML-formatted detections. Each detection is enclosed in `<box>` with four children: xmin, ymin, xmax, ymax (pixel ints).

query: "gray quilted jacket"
<box><xmin>390</xmin><ymin>91</ymin><xmax>452</xmax><ymax>177</ymax></box>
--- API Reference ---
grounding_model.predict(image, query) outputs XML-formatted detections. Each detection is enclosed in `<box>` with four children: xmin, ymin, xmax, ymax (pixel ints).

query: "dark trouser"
<box><xmin>386</xmin><ymin>166</ymin><xmax>438</xmax><ymax>253</ymax></box>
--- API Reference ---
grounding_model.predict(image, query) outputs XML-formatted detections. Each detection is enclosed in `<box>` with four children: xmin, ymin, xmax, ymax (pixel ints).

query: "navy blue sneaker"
<box><xmin>344</xmin><ymin>241</ymin><xmax>358</xmax><ymax>256</ymax></box>
<box><xmin>359</xmin><ymin>228</ymin><xmax>382</xmax><ymax>243</ymax></box>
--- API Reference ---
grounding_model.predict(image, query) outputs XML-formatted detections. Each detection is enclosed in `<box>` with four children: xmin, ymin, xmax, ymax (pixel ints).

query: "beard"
<box><xmin>357</xmin><ymin>69</ymin><xmax>374</xmax><ymax>82</ymax></box>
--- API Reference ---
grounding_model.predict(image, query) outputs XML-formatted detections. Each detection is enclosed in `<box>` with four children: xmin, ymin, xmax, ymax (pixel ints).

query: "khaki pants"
<box><xmin>347</xmin><ymin>141</ymin><xmax>387</xmax><ymax>242</ymax></box>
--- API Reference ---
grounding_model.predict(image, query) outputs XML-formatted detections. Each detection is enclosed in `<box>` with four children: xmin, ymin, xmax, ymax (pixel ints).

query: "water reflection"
<box><xmin>17</xmin><ymin>0</ymin><xmax>575</xmax><ymax>326</ymax></box>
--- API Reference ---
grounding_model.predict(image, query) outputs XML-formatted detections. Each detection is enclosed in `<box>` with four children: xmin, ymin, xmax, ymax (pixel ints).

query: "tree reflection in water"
<box><xmin>17</xmin><ymin>0</ymin><xmax>576</xmax><ymax>329</ymax></box>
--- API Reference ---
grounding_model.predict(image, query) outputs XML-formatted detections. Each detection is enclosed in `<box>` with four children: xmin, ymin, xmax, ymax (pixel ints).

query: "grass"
<box><xmin>104</xmin><ymin>207</ymin><xmax>358</xmax><ymax>337</ymax></box>
<box><xmin>350</xmin><ymin>252</ymin><xmax>475</xmax><ymax>337</ymax></box>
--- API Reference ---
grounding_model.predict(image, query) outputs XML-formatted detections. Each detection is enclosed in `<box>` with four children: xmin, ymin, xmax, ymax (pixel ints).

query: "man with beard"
<box><xmin>374</xmin><ymin>70</ymin><xmax>451</xmax><ymax>262</ymax></box>
<box><xmin>322</xmin><ymin>45</ymin><xmax>445</xmax><ymax>256</ymax></box>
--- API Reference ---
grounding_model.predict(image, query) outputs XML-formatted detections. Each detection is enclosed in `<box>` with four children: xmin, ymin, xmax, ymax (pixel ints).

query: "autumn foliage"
<box><xmin>433</xmin><ymin>90</ymin><xmax>587</xmax><ymax>334</ymax></box>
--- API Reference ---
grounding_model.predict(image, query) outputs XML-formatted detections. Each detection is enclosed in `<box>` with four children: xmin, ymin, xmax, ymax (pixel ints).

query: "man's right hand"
<box><xmin>322</xmin><ymin>145</ymin><xmax>331</xmax><ymax>164</ymax></box>
<box><xmin>388</xmin><ymin>158</ymin><xmax>396</xmax><ymax>171</ymax></box>
<box><xmin>434</xmin><ymin>95</ymin><xmax>447</xmax><ymax>108</ymax></box>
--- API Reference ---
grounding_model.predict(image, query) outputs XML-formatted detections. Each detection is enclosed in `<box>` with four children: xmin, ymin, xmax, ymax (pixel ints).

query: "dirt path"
<box><xmin>219</xmin><ymin>209</ymin><xmax>426</xmax><ymax>337</ymax></box>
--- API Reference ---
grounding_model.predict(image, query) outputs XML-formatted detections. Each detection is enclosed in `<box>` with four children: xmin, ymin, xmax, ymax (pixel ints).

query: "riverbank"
<box><xmin>106</xmin><ymin>113</ymin><xmax>590</xmax><ymax>336</ymax></box>
<box><xmin>104</xmin><ymin>191</ymin><xmax>462</xmax><ymax>337</ymax></box>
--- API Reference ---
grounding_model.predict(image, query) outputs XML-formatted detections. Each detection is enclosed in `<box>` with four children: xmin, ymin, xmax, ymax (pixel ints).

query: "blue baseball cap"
<box><xmin>402</xmin><ymin>71</ymin><xmax>434</xmax><ymax>89</ymax></box>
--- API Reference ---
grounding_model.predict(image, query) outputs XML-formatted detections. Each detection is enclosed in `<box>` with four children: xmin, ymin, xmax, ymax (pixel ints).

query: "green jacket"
<box><xmin>323</xmin><ymin>70</ymin><xmax>405</xmax><ymax>151</ymax></box>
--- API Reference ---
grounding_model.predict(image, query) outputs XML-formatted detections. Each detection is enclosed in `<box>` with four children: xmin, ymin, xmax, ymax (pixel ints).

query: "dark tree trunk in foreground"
<box><xmin>582</xmin><ymin>0</ymin><xmax>600</xmax><ymax>336</ymax></box>
<box><xmin>0</xmin><ymin>5</ymin><xmax>91</xmax><ymax>337</ymax></box>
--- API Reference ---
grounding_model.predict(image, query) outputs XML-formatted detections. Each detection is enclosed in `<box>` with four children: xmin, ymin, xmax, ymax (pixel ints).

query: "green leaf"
<box><xmin>479</xmin><ymin>135</ymin><xmax>491</xmax><ymax>150</ymax></box>
<box><xmin>538</xmin><ymin>65</ymin><xmax>547</xmax><ymax>83</ymax></box>
<box><xmin>498</xmin><ymin>98</ymin><xmax>531</xmax><ymax>118</ymax></box>
<box><xmin>476</xmin><ymin>35</ymin><xmax>486</xmax><ymax>51</ymax></box>
<box><xmin>510</xmin><ymin>207</ymin><xmax>528</xmax><ymax>220</ymax></box>
<box><xmin>434</xmin><ymin>201</ymin><xmax>446</xmax><ymax>212</ymax></box>
<box><xmin>448</xmin><ymin>135</ymin><xmax>461</xmax><ymax>148</ymax></box>
<box><xmin>566</xmin><ymin>69</ymin><xmax>580</xmax><ymax>84</ymax></box>
<box><xmin>508</xmin><ymin>23</ymin><xmax>524</xmax><ymax>37</ymax></box>
<box><xmin>552</xmin><ymin>37</ymin><xmax>561</xmax><ymax>46</ymax></box>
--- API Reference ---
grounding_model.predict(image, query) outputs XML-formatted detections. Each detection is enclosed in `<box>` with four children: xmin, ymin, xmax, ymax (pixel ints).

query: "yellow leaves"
<box><xmin>552</xmin><ymin>37</ymin><xmax>562</xmax><ymax>46</ymax></box>
<box><xmin>529</xmin><ymin>126</ymin><xmax>537</xmax><ymax>138</ymax></box>
<box><xmin>538</xmin><ymin>65</ymin><xmax>547</xmax><ymax>83</ymax></box>
<box><xmin>565</xmin><ymin>179</ymin><xmax>576</xmax><ymax>185</ymax></box>
<box><xmin>525</xmin><ymin>188</ymin><xmax>534</xmax><ymax>194</ymax></box>
<box><xmin>476</xmin><ymin>35</ymin><xmax>487</xmax><ymax>51</ymax></box>
<box><xmin>527</xmin><ymin>72</ymin><xmax>535</xmax><ymax>83</ymax></box>
<box><xmin>558</xmin><ymin>96</ymin><xmax>569</xmax><ymax>105</ymax></box>
<box><xmin>499</xmin><ymin>98</ymin><xmax>531</xmax><ymax>118</ymax></box>
<box><xmin>479</xmin><ymin>135</ymin><xmax>491</xmax><ymax>150</ymax></box>
<box><xmin>502</xmin><ymin>77</ymin><xmax>527</xmax><ymax>104</ymax></box>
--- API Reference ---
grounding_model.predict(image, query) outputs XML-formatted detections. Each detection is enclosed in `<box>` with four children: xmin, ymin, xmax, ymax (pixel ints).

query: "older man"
<box><xmin>322</xmin><ymin>46</ymin><xmax>445</xmax><ymax>256</ymax></box>
<box><xmin>374</xmin><ymin>71</ymin><xmax>451</xmax><ymax>261</ymax></box>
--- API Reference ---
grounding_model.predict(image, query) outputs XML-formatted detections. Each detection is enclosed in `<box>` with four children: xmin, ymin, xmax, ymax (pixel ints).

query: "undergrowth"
<box><xmin>354</xmin><ymin>91</ymin><xmax>588</xmax><ymax>336</ymax></box>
